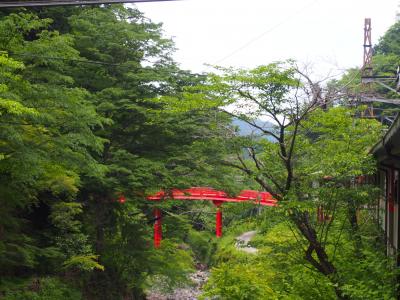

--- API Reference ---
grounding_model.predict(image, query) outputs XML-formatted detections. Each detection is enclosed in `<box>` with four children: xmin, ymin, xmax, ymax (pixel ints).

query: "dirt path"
<box><xmin>235</xmin><ymin>230</ymin><xmax>258</xmax><ymax>253</ymax></box>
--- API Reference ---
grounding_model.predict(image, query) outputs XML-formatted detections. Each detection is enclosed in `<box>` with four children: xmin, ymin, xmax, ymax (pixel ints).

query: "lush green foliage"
<box><xmin>0</xmin><ymin>5</ymin><xmax>397</xmax><ymax>300</ymax></box>
<box><xmin>167</xmin><ymin>62</ymin><xmax>390</xmax><ymax>298</ymax></box>
<box><xmin>0</xmin><ymin>5</ymin><xmax>235</xmax><ymax>299</ymax></box>
<box><xmin>1</xmin><ymin>277</ymin><xmax>82</xmax><ymax>300</ymax></box>
<box><xmin>204</xmin><ymin>209</ymin><xmax>397</xmax><ymax>300</ymax></box>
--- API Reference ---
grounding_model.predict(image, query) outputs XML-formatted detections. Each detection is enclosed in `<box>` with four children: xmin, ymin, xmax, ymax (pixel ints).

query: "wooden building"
<box><xmin>372</xmin><ymin>114</ymin><xmax>400</xmax><ymax>256</ymax></box>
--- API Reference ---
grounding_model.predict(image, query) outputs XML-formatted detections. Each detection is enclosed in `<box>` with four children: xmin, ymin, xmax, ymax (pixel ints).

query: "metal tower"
<box><xmin>362</xmin><ymin>18</ymin><xmax>373</xmax><ymax>79</ymax></box>
<box><xmin>358</xmin><ymin>18</ymin><xmax>400</xmax><ymax>122</ymax></box>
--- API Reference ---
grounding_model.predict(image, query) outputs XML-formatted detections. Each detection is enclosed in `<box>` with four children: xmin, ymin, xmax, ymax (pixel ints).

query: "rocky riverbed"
<box><xmin>147</xmin><ymin>231</ymin><xmax>258</xmax><ymax>299</ymax></box>
<box><xmin>146</xmin><ymin>269</ymin><xmax>209</xmax><ymax>300</ymax></box>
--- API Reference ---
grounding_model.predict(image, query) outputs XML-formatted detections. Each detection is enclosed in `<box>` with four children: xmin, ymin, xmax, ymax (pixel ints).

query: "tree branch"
<box><xmin>220</xmin><ymin>108</ymin><xmax>280</xmax><ymax>141</ymax></box>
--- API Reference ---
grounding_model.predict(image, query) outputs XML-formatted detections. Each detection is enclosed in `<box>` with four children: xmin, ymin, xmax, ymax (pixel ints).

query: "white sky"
<box><xmin>134</xmin><ymin>0</ymin><xmax>398</xmax><ymax>80</ymax></box>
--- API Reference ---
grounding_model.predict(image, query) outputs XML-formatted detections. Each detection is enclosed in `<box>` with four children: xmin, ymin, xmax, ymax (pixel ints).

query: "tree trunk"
<box><xmin>347</xmin><ymin>202</ymin><xmax>363</xmax><ymax>257</ymax></box>
<box><xmin>291</xmin><ymin>210</ymin><xmax>349</xmax><ymax>299</ymax></box>
<box><xmin>95</xmin><ymin>201</ymin><xmax>105</xmax><ymax>254</ymax></box>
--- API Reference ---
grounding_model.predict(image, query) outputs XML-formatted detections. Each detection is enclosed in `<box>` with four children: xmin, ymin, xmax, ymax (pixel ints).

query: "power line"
<box><xmin>214</xmin><ymin>0</ymin><xmax>319</xmax><ymax>64</ymax></box>
<box><xmin>0</xmin><ymin>0</ymin><xmax>177</xmax><ymax>8</ymax></box>
<box><xmin>12</xmin><ymin>52</ymin><xmax>122</xmax><ymax>66</ymax></box>
<box><xmin>8</xmin><ymin>52</ymin><xmax>190</xmax><ymax>76</ymax></box>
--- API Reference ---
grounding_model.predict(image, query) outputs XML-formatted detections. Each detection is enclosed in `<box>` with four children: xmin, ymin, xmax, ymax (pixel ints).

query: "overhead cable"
<box><xmin>214</xmin><ymin>0</ymin><xmax>319</xmax><ymax>64</ymax></box>
<box><xmin>0</xmin><ymin>0</ymin><xmax>177</xmax><ymax>8</ymax></box>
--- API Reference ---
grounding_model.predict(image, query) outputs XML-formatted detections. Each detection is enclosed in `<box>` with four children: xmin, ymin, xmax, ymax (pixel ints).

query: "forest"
<box><xmin>0</xmin><ymin>3</ymin><xmax>400</xmax><ymax>300</ymax></box>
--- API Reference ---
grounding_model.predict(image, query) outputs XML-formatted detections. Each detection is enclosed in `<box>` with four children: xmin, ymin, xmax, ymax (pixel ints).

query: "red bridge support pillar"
<box><xmin>213</xmin><ymin>200</ymin><xmax>223</xmax><ymax>238</ymax></box>
<box><xmin>154</xmin><ymin>208</ymin><xmax>162</xmax><ymax>248</ymax></box>
<box><xmin>216</xmin><ymin>207</ymin><xmax>222</xmax><ymax>237</ymax></box>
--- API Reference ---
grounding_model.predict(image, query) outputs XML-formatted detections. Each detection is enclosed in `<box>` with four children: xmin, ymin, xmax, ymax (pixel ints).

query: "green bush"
<box><xmin>201</xmin><ymin>262</ymin><xmax>276</xmax><ymax>300</ymax></box>
<box><xmin>1</xmin><ymin>277</ymin><xmax>82</xmax><ymax>300</ymax></box>
<box><xmin>204</xmin><ymin>222</ymin><xmax>337</xmax><ymax>299</ymax></box>
<box><xmin>187</xmin><ymin>229</ymin><xmax>216</xmax><ymax>264</ymax></box>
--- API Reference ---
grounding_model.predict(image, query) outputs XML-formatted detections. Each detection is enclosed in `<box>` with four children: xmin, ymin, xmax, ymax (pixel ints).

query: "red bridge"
<box><xmin>147</xmin><ymin>187</ymin><xmax>277</xmax><ymax>248</ymax></box>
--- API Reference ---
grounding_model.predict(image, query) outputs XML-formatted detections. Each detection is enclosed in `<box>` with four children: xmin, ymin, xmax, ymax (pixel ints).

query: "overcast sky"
<box><xmin>134</xmin><ymin>0</ymin><xmax>398</xmax><ymax>80</ymax></box>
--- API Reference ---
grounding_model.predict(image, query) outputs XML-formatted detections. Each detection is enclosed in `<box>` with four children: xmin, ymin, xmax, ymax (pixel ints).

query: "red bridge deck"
<box><xmin>147</xmin><ymin>187</ymin><xmax>277</xmax><ymax>206</ymax></box>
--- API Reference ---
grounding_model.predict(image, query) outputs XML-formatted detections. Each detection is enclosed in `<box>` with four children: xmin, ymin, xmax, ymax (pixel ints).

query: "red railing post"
<box><xmin>154</xmin><ymin>208</ymin><xmax>162</xmax><ymax>248</ymax></box>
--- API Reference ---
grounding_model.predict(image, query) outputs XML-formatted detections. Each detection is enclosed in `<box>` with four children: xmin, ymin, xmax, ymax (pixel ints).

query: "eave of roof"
<box><xmin>371</xmin><ymin>113</ymin><xmax>400</xmax><ymax>165</ymax></box>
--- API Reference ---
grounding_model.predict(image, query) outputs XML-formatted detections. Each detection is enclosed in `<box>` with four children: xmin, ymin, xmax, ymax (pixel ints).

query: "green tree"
<box><xmin>0</xmin><ymin>5</ymin><xmax>239</xmax><ymax>299</ymax></box>
<box><xmin>157</xmin><ymin>62</ymin><xmax>389</xmax><ymax>298</ymax></box>
<box><xmin>0</xmin><ymin>8</ymin><xmax>106</xmax><ymax>281</ymax></box>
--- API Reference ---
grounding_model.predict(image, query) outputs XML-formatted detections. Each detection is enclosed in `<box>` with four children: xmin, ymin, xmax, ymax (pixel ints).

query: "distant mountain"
<box><xmin>232</xmin><ymin>118</ymin><xmax>276</xmax><ymax>139</ymax></box>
